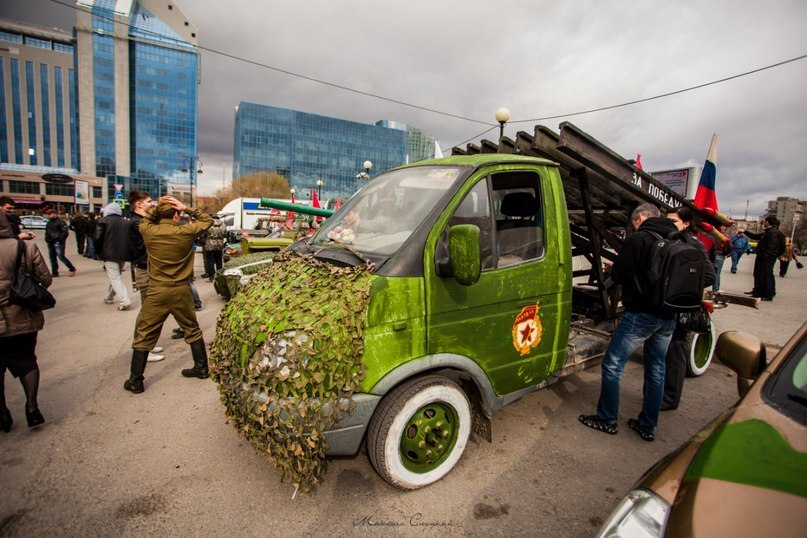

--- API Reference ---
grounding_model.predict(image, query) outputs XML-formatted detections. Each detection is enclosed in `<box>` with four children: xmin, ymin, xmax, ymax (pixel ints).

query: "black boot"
<box><xmin>182</xmin><ymin>339</ymin><xmax>209</xmax><ymax>379</ymax></box>
<box><xmin>124</xmin><ymin>350</ymin><xmax>149</xmax><ymax>393</ymax></box>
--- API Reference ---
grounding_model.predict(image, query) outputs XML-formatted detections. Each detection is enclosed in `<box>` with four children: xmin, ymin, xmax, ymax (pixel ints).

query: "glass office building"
<box><xmin>75</xmin><ymin>0</ymin><xmax>199</xmax><ymax>204</ymax></box>
<box><xmin>233</xmin><ymin>102</ymin><xmax>438</xmax><ymax>200</ymax></box>
<box><xmin>0</xmin><ymin>21</ymin><xmax>78</xmax><ymax>170</ymax></box>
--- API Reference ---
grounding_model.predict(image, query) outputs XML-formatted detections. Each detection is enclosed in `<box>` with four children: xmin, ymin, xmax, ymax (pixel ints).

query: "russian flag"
<box><xmin>694</xmin><ymin>134</ymin><xmax>718</xmax><ymax>212</ymax></box>
<box><xmin>694</xmin><ymin>134</ymin><xmax>719</xmax><ymax>251</ymax></box>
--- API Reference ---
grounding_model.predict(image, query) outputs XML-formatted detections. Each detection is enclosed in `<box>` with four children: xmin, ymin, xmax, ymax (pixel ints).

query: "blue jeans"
<box><xmin>713</xmin><ymin>255</ymin><xmax>725</xmax><ymax>291</ymax></box>
<box><xmin>596</xmin><ymin>311</ymin><xmax>676</xmax><ymax>433</ymax></box>
<box><xmin>730</xmin><ymin>249</ymin><xmax>744</xmax><ymax>272</ymax></box>
<box><xmin>47</xmin><ymin>242</ymin><xmax>75</xmax><ymax>275</ymax></box>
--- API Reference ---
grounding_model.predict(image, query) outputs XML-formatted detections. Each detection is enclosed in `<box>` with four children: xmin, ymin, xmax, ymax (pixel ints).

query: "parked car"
<box><xmin>19</xmin><ymin>215</ymin><xmax>49</xmax><ymax>229</ymax></box>
<box><xmin>597</xmin><ymin>321</ymin><xmax>807</xmax><ymax>537</ymax></box>
<box><xmin>213</xmin><ymin>251</ymin><xmax>276</xmax><ymax>300</ymax></box>
<box><xmin>240</xmin><ymin>228</ymin><xmax>296</xmax><ymax>255</ymax></box>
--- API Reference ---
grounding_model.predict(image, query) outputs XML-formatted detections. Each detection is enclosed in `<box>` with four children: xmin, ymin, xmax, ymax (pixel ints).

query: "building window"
<box><xmin>10</xmin><ymin>59</ymin><xmax>23</xmax><ymax>164</ymax></box>
<box><xmin>45</xmin><ymin>183</ymin><xmax>75</xmax><ymax>196</ymax></box>
<box><xmin>54</xmin><ymin>66</ymin><xmax>65</xmax><ymax>167</ymax></box>
<box><xmin>8</xmin><ymin>180</ymin><xmax>40</xmax><ymax>194</ymax></box>
<box><xmin>0</xmin><ymin>58</ymin><xmax>7</xmax><ymax>164</ymax></box>
<box><xmin>0</xmin><ymin>30</ymin><xmax>22</xmax><ymax>44</ymax></box>
<box><xmin>92</xmin><ymin>186</ymin><xmax>103</xmax><ymax>199</ymax></box>
<box><xmin>53</xmin><ymin>42</ymin><xmax>73</xmax><ymax>54</ymax></box>
<box><xmin>24</xmin><ymin>36</ymin><xmax>51</xmax><ymax>50</ymax></box>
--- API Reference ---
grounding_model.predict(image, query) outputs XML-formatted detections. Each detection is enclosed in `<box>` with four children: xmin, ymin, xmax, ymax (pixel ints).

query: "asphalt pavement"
<box><xmin>2</xmin><ymin>237</ymin><xmax>806</xmax><ymax>537</ymax></box>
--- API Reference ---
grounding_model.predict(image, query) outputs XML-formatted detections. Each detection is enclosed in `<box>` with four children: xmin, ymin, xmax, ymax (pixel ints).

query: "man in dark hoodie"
<box><xmin>96</xmin><ymin>203</ymin><xmax>132</xmax><ymax>310</ymax></box>
<box><xmin>580</xmin><ymin>203</ymin><xmax>678</xmax><ymax>442</ymax></box>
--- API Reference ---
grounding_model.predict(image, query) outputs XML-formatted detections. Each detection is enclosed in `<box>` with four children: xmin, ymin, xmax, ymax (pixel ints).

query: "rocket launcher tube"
<box><xmin>697</xmin><ymin>221</ymin><xmax>729</xmax><ymax>244</ymax></box>
<box><xmin>701</xmin><ymin>207</ymin><xmax>734</xmax><ymax>227</ymax></box>
<box><xmin>259</xmin><ymin>198</ymin><xmax>334</xmax><ymax>218</ymax></box>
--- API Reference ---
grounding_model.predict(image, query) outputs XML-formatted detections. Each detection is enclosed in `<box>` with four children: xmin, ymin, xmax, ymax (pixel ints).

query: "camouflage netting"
<box><xmin>210</xmin><ymin>249</ymin><xmax>373</xmax><ymax>493</ymax></box>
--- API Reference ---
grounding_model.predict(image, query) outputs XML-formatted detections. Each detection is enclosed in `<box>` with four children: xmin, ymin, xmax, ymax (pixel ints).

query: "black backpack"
<box><xmin>644</xmin><ymin>231</ymin><xmax>707</xmax><ymax>312</ymax></box>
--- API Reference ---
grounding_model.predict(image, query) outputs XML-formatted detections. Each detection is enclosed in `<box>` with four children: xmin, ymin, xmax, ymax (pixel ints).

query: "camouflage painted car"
<box><xmin>597</xmin><ymin>321</ymin><xmax>807</xmax><ymax>537</ymax></box>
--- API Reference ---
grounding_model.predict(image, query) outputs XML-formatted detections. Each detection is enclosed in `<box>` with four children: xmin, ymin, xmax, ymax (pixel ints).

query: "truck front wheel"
<box><xmin>367</xmin><ymin>375</ymin><xmax>471</xmax><ymax>490</ymax></box>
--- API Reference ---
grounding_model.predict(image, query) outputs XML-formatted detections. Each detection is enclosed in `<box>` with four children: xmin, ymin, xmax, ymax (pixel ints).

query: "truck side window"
<box><xmin>447</xmin><ymin>179</ymin><xmax>495</xmax><ymax>270</ymax></box>
<box><xmin>492</xmin><ymin>172</ymin><xmax>545</xmax><ymax>266</ymax></box>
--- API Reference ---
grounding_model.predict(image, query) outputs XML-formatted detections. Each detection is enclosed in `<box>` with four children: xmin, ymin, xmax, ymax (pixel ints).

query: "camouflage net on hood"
<box><xmin>210</xmin><ymin>249</ymin><xmax>372</xmax><ymax>493</ymax></box>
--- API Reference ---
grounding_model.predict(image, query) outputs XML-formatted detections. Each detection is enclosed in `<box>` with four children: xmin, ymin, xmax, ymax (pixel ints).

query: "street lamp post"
<box><xmin>495</xmin><ymin>107</ymin><xmax>511</xmax><ymax>140</ymax></box>
<box><xmin>356</xmin><ymin>160</ymin><xmax>373</xmax><ymax>182</ymax></box>
<box><xmin>316</xmin><ymin>179</ymin><xmax>323</xmax><ymax>198</ymax></box>
<box><xmin>182</xmin><ymin>156</ymin><xmax>203</xmax><ymax>207</ymax></box>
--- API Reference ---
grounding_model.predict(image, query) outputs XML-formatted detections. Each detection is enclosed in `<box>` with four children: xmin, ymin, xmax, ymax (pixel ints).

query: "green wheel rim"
<box><xmin>399</xmin><ymin>401</ymin><xmax>460</xmax><ymax>474</ymax></box>
<box><xmin>693</xmin><ymin>329</ymin><xmax>714</xmax><ymax>370</ymax></box>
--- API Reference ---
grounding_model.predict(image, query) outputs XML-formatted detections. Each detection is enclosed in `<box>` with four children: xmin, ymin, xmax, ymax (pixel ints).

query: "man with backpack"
<box><xmin>579</xmin><ymin>203</ymin><xmax>680</xmax><ymax>442</ymax></box>
<box><xmin>661</xmin><ymin>207</ymin><xmax>716</xmax><ymax>411</ymax></box>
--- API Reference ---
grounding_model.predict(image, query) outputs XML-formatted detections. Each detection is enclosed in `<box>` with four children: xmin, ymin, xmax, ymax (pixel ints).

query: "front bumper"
<box><xmin>249</xmin><ymin>384</ymin><xmax>381</xmax><ymax>456</ymax></box>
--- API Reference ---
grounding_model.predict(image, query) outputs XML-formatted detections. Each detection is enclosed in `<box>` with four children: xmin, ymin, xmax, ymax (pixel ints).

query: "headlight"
<box><xmin>596</xmin><ymin>489</ymin><xmax>669</xmax><ymax>538</ymax></box>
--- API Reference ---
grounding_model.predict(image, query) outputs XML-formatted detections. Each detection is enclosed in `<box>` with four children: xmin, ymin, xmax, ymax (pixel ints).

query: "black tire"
<box><xmin>367</xmin><ymin>375</ymin><xmax>471</xmax><ymax>490</ymax></box>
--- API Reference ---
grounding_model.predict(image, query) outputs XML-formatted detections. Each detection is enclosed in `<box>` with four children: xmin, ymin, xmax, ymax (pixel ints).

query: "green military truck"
<box><xmin>211</xmin><ymin>123</ymin><xmax>727</xmax><ymax>491</ymax></box>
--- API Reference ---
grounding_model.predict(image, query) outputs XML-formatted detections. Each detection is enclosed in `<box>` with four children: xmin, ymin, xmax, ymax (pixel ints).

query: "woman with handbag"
<box><xmin>0</xmin><ymin>211</ymin><xmax>53</xmax><ymax>432</ymax></box>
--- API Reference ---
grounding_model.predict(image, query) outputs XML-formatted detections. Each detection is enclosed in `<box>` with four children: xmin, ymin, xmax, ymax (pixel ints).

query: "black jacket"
<box><xmin>746</xmin><ymin>227</ymin><xmax>786</xmax><ymax>260</ymax></box>
<box><xmin>69</xmin><ymin>216</ymin><xmax>87</xmax><ymax>235</ymax></box>
<box><xmin>95</xmin><ymin>214</ymin><xmax>132</xmax><ymax>262</ymax></box>
<box><xmin>129</xmin><ymin>213</ymin><xmax>148</xmax><ymax>269</ymax></box>
<box><xmin>612</xmin><ymin>217</ymin><xmax>679</xmax><ymax>314</ymax></box>
<box><xmin>45</xmin><ymin>217</ymin><xmax>69</xmax><ymax>244</ymax></box>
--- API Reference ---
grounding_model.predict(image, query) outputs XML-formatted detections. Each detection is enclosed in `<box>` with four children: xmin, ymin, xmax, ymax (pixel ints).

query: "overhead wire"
<box><xmin>48</xmin><ymin>0</ymin><xmax>807</xmax><ymax>150</ymax></box>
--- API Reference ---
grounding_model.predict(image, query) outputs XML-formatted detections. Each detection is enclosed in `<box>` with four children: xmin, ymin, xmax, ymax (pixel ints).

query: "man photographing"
<box><xmin>124</xmin><ymin>196</ymin><xmax>212</xmax><ymax>394</ymax></box>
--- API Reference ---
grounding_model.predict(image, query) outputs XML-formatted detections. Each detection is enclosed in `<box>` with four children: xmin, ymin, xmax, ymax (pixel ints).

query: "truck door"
<box><xmin>425</xmin><ymin>167</ymin><xmax>571</xmax><ymax>396</ymax></box>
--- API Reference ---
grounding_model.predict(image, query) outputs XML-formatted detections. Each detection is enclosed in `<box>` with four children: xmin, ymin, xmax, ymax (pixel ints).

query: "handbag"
<box><xmin>677</xmin><ymin>303</ymin><xmax>711</xmax><ymax>334</ymax></box>
<box><xmin>9</xmin><ymin>240</ymin><xmax>56</xmax><ymax>311</ymax></box>
<box><xmin>797</xmin><ymin>261</ymin><xmax>804</xmax><ymax>270</ymax></box>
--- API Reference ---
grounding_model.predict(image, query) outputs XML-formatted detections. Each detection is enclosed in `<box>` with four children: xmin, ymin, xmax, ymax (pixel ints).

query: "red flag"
<box><xmin>635</xmin><ymin>154</ymin><xmax>643</xmax><ymax>171</ymax></box>
<box><xmin>311</xmin><ymin>189</ymin><xmax>322</xmax><ymax>221</ymax></box>
<box><xmin>285</xmin><ymin>193</ymin><xmax>295</xmax><ymax>230</ymax></box>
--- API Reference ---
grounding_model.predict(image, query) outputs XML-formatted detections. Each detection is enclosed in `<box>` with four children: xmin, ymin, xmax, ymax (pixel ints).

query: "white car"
<box><xmin>19</xmin><ymin>215</ymin><xmax>49</xmax><ymax>229</ymax></box>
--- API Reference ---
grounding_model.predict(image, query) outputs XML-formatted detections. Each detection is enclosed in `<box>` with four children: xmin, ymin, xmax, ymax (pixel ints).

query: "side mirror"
<box><xmin>448</xmin><ymin>224</ymin><xmax>481</xmax><ymax>286</ymax></box>
<box><xmin>715</xmin><ymin>330</ymin><xmax>767</xmax><ymax>397</ymax></box>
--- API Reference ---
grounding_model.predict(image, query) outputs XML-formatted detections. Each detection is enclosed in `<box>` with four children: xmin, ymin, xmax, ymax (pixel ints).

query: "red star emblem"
<box><xmin>520</xmin><ymin>323</ymin><xmax>534</xmax><ymax>343</ymax></box>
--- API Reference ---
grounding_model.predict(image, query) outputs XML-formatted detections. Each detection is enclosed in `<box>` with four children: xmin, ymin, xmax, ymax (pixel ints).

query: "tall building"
<box><xmin>766</xmin><ymin>196</ymin><xmax>806</xmax><ymax>233</ymax></box>
<box><xmin>75</xmin><ymin>0</ymin><xmax>200</xmax><ymax>203</ymax></box>
<box><xmin>233</xmin><ymin>102</ymin><xmax>438</xmax><ymax>200</ymax></box>
<box><xmin>0</xmin><ymin>20</ymin><xmax>79</xmax><ymax>170</ymax></box>
<box><xmin>0</xmin><ymin>19</ymin><xmax>104</xmax><ymax>212</ymax></box>
<box><xmin>0</xmin><ymin>1</ymin><xmax>199</xmax><ymax>212</ymax></box>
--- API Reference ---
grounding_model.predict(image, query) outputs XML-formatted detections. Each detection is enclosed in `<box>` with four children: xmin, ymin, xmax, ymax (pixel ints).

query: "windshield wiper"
<box><xmin>786</xmin><ymin>392</ymin><xmax>807</xmax><ymax>406</ymax></box>
<box><xmin>316</xmin><ymin>238</ymin><xmax>376</xmax><ymax>271</ymax></box>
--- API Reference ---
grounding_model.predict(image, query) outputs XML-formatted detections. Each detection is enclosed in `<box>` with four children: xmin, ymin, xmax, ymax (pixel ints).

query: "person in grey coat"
<box><xmin>0</xmin><ymin>210</ymin><xmax>53</xmax><ymax>431</ymax></box>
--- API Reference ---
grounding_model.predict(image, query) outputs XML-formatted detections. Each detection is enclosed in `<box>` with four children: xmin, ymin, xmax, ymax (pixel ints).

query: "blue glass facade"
<box><xmin>68</xmin><ymin>67</ymin><xmax>79</xmax><ymax>168</ymax></box>
<box><xmin>0</xmin><ymin>59</ymin><xmax>6</xmax><ymax>164</ymax></box>
<box><xmin>233</xmin><ymin>102</ymin><xmax>431</xmax><ymax>200</ymax></box>
<box><xmin>91</xmin><ymin>2</ymin><xmax>117</xmax><ymax>178</ymax></box>
<box><xmin>10</xmin><ymin>59</ymin><xmax>23</xmax><ymax>164</ymax></box>
<box><xmin>40</xmin><ymin>64</ymin><xmax>51</xmax><ymax>166</ymax></box>
<box><xmin>128</xmin><ymin>40</ymin><xmax>198</xmax><ymax>183</ymax></box>
<box><xmin>25</xmin><ymin>61</ymin><xmax>37</xmax><ymax>165</ymax></box>
<box><xmin>54</xmin><ymin>66</ymin><xmax>65</xmax><ymax>167</ymax></box>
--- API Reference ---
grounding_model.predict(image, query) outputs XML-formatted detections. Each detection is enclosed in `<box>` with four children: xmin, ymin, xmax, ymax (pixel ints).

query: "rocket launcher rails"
<box><xmin>259</xmin><ymin>198</ymin><xmax>335</xmax><ymax>218</ymax></box>
<box><xmin>701</xmin><ymin>207</ymin><xmax>734</xmax><ymax>227</ymax></box>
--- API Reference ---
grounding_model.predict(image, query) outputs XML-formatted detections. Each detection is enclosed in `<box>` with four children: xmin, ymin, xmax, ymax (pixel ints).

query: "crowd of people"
<box><xmin>0</xmin><ymin>193</ymin><xmax>229</xmax><ymax>431</ymax></box>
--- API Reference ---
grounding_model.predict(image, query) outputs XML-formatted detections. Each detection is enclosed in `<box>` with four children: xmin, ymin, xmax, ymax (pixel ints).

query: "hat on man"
<box><xmin>738</xmin><ymin>228</ymin><xmax>745</xmax><ymax>232</ymax></box>
<box><xmin>156</xmin><ymin>198</ymin><xmax>175</xmax><ymax>213</ymax></box>
<box><xmin>43</xmin><ymin>208</ymin><xmax>56</xmax><ymax>215</ymax></box>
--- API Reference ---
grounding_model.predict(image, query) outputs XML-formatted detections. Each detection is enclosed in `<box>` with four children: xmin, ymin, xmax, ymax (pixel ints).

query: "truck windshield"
<box><xmin>312</xmin><ymin>166</ymin><xmax>462</xmax><ymax>256</ymax></box>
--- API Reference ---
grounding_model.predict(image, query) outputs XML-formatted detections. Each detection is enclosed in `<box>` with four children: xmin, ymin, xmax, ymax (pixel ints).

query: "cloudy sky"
<box><xmin>5</xmin><ymin>0</ymin><xmax>807</xmax><ymax>217</ymax></box>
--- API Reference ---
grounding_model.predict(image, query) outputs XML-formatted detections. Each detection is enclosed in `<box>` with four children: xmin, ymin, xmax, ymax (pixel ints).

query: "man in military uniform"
<box><xmin>124</xmin><ymin>196</ymin><xmax>212</xmax><ymax>394</ymax></box>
